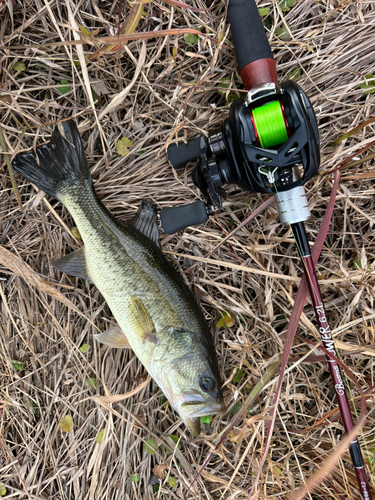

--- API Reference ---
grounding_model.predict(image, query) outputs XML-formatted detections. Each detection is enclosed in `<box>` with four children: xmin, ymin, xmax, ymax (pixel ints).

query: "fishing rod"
<box><xmin>160</xmin><ymin>0</ymin><xmax>371</xmax><ymax>497</ymax></box>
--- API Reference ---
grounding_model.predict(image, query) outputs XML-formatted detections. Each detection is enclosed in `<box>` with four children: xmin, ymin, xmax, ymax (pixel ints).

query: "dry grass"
<box><xmin>1</xmin><ymin>0</ymin><xmax>375</xmax><ymax>498</ymax></box>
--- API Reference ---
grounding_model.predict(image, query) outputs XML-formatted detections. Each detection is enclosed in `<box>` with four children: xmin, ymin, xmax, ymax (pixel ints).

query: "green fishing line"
<box><xmin>251</xmin><ymin>100</ymin><xmax>288</xmax><ymax>148</ymax></box>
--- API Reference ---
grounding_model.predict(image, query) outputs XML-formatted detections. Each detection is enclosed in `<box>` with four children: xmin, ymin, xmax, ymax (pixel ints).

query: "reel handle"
<box><xmin>160</xmin><ymin>200</ymin><xmax>210</xmax><ymax>234</ymax></box>
<box><xmin>228</xmin><ymin>0</ymin><xmax>277</xmax><ymax>89</ymax></box>
<box><xmin>167</xmin><ymin>137</ymin><xmax>202</xmax><ymax>170</ymax></box>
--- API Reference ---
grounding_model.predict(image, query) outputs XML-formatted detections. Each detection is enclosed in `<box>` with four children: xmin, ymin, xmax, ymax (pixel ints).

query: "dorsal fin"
<box><xmin>130</xmin><ymin>201</ymin><xmax>161</xmax><ymax>248</ymax></box>
<box><xmin>50</xmin><ymin>246</ymin><xmax>92</xmax><ymax>282</ymax></box>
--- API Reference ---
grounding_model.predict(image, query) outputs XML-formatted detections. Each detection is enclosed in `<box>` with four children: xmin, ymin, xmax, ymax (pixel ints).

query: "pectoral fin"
<box><xmin>129</xmin><ymin>296</ymin><xmax>158</xmax><ymax>344</ymax></box>
<box><xmin>95</xmin><ymin>326</ymin><xmax>130</xmax><ymax>348</ymax></box>
<box><xmin>50</xmin><ymin>246</ymin><xmax>92</xmax><ymax>282</ymax></box>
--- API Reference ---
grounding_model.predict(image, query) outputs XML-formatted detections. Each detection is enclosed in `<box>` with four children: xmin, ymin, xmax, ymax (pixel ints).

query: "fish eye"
<box><xmin>199</xmin><ymin>376</ymin><xmax>215</xmax><ymax>392</ymax></box>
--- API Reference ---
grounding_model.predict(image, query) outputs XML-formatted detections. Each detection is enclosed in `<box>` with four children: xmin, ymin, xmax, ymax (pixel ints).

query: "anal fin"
<box><xmin>95</xmin><ymin>326</ymin><xmax>130</xmax><ymax>349</ymax></box>
<box><xmin>50</xmin><ymin>246</ymin><xmax>92</xmax><ymax>282</ymax></box>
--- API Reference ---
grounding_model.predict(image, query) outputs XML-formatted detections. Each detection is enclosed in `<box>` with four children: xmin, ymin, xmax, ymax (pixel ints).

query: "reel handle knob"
<box><xmin>160</xmin><ymin>201</ymin><xmax>209</xmax><ymax>234</ymax></box>
<box><xmin>228</xmin><ymin>0</ymin><xmax>277</xmax><ymax>89</ymax></box>
<box><xmin>167</xmin><ymin>137</ymin><xmax>202</xmax><ymax>170</ymax></box>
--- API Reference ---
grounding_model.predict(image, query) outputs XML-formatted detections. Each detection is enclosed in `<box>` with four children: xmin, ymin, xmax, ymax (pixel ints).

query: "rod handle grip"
<box><xmin>228</xmin><ymin>0</ymin><xmax>278</xmax><ymax>88</ymax></box>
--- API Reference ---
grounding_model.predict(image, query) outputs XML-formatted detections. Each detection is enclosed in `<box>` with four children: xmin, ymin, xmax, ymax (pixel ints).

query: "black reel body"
<box><xmin>161</xmin><ymin>81</ymin><xmax>320</xmax><ymax>234</ymax></box>
<box><xmin>222</xmin><ymin>80</ymin><xmax>320</xmax><ymax>193</ymax></box>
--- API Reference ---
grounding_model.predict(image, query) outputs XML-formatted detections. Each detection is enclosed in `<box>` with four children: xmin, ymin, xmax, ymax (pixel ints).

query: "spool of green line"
<box><xmin>251</xmin><ymin>100</ymin><xmax>289</xmax><ymax>148</ymax></box>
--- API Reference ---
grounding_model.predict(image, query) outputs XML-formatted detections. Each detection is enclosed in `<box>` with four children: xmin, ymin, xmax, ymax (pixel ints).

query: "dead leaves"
<box><xmin>91</xmin><ymin>376</ymin><xmax>150</xmax><ymax>404</ymax></box>
<box><xmin>0</xmin><ymin>245</ymin><xmax>85</xmax><ymax>319</ymax></box>
<box><xmin>152</xmin><ymin>464</ymin><xmax>168</xmax><ymax>479</ymax></box>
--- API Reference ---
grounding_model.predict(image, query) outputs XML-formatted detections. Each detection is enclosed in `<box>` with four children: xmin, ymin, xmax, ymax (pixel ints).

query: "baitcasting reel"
<box><xmin>160</xmin><ymin>0</ymin><xmax>320</xmax><ymax>235</ymax></box>
<box><xmin>160</xmin><ymin>80</ymin><xmax>320</xmax><ymax>234</ymax></box>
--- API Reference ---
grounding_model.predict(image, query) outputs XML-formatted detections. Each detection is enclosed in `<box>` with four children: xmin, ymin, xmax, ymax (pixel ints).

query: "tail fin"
<box><xmin>12</xmin><ymin>121</ymin><xmax>91</xmax><ymax>200</ymax></box>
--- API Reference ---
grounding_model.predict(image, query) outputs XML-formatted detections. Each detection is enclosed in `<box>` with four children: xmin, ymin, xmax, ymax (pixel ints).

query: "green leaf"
<box><xmin>273</xmin><ymin>464</ymin><xmax>284</xmax><ymax>476</ymax></box>
<box><xmin>359</xmin><ymin>74</ymin><xmax>375</xmax><ymax>94</ymax></box>
<box><xmin>85</xmin><ymin>377</ymin><xmax>97</xmax><ymax>389</ymax></box>
<box><xmin>232</xmin><ymin>368</ymin><xmax>244</xmax><ymax>384</ymax></box>
<box><xmin>167</xmin><ymin>476</ymin><xmax>177</xmax><ymax>487</ymax></box>
<box><xmin>353</xmin><ymin>255</ymin><xmax>361</xmax><ymax>269</ymax></box>
<box><xmin>218</xmin><ymin>78</ymin><xmax>231</xmax><ymax>94</ymax></box>
<box><xmin>116</xmin><ymin>137</ymin><xmax>133</xmax><ymax>157</ymax></box>
<box><xmin>200</xmin><ymin>415</ymin><xmax>212</xmax><ymax>424</ymax></box>
<box><xmin>91</xmin><ymin>87</ymin><xmax>99</xmax><ymax>101</ymax></box>
<box><xmin>279</xmin><ymin>0</ymin><xmax>296</xmax><ymax>11</ymax></box>
<box><xmin>135</xmin><ymin>149</ymin><xmax>147</xmax><ymax>157</ymax></box>
<box><xmin>57</xmin><ymin>79</ymin><xmax>71</xmax><ymax>94</ymax></box>
<box><xmin>216</xmin><ymin>316</ymin><xmax>225</xmax><ymax>328</ymax></box>
<box><xmin>258</xmin><ymin>7</ymin><xmax>270</xmax><ymax>16</ymax></box>
<box><xmin>353</xmin><ymin>255</ymin><xmax>370</xmax><ymax>270</ymax></box>
<box><xmin>0</xmin><ymin>485</ymin><xmax>6</xmax><ymax>497</ymax></box>
<box><xmin>77</xmin><ymin>23</ymin><xmax>91</xmax><ymax>37</ymax></box>
<box><xmin>184</xmin><ymin>33</ymin><xmax>199</xmax><ymax>44</ymax></box>
<box><xmin>144</xmin><ymin>438</ymin><xmax>158</xmax><ymax>455</ymax></box>
<box><xmin>71</xmin><ymin>226</ymin><xmax>81</xmax><ymax>239</ymax></box>
<box><xmin>226</xmin><ymin>93</ymin><xmax>237</xmax><ymax>105</ymax></box>
<box><xmin>60</xmin><ymin>415</ymin><xmax>74</xmax><ymax>433</ymax></box>
<box><xmin>96</xmin><ymin>429</ymin><xmax>105</xmax><ymax>443</ymax></box>
<box><xmin>275</xmin><ymin>313</ymin><xmax>288</xmax><ymax>330</ymax></box>
<box><xmin>12</xmin><ymin>360</ymin><xmax>24</xmax><ymax>371</ymax></box>
<box><xmin>24</xmin><ymin>401</ymin><xmax>37</xmax><ymax>413</ymax></box>
<box><xmin>287</xmin><ymin>68</ymin><xmax>301</xmax><ymax>81</ymax></box>
<box><xmin>80</xmin><ymin>344</ymin><xmax>90</xmax><ymax>353</ymax></box>
<box><xmin>276</xmin><ymin>24</ymin><xmax>289</xmax><ymax>40</ymax></box>
<box><xmin>217</xmin><ymin>311</ymin><xmax>235</xmax><ymax>329</ymax></box>
<box><xmin>129</xmin><ymin>473</ymin><xmax>140</xmax><ymax>482</ymax></box>
<box><xmin>13</xmin><ymin>61</ymin><xmax>26</xmax><ymax>72</ymax></box>
<box><xmin>163</xmin><ymin>434</ymin><xmax>181</xmax><ymax>452</ymax></box>
<box><xmin>232</xmin><ymin>400</ymin><xmax>243</xmax><ymax>414</ymax></box>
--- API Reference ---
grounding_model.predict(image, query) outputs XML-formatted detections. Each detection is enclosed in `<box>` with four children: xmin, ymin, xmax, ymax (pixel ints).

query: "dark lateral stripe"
<box><xmin>349</xmin><ymin>440</ymin><xmax>364</xmax><ymax>468</ymax></box>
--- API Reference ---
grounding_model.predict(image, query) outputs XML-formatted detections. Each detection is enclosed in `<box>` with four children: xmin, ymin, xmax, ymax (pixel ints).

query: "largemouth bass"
<box><xmin>12</xmin><ymin>121</ymin><xmax>225</xmax><ymax>435</ymax></box>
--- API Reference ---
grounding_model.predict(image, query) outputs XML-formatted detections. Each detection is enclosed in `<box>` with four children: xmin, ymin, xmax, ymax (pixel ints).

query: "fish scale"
<box><xmin>11</xmin><ymin>120</ymin><xmax>225</xmax><ymax>435</ymax></box>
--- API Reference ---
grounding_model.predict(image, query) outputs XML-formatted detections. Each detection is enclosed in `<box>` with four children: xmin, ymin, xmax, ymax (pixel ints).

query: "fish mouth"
<box><xmin>180</xmin><ymin>400</ymin><xmax>227</xmax><ymax>419</ymax></box>
<box><xmin>181</xmin><ymin>390</ymin><xmax>206</xmax><ymax>404</ymax></box>
<box><xmin>181</xmin><ymin>401</ymin><xmax>227</xmax><ymax>437</ymax></box>
<box><xmin>180</xmin><ymin>389</ymin><xmax>227</xmax><ymax>419</ymax></box>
